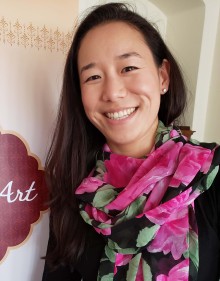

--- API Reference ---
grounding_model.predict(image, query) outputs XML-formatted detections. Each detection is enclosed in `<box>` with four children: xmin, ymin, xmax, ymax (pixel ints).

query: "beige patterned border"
<box><xmin>0</xmin><ymin>17</ymin><xmax>76</xmax><ymax>54</ymax></box>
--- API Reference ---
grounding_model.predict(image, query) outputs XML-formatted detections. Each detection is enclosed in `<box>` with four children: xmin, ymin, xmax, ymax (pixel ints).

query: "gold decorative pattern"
<box><xmin>0</xmin><ymin>17</ymin><xmax>75</xmax><ymax>54</ymax></box>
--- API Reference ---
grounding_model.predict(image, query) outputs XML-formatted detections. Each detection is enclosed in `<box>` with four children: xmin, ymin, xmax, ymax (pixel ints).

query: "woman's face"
<box><xmin>78</xmin><ymin>21</ymin><xmax>169</xmax><ymax>157</ymax></box>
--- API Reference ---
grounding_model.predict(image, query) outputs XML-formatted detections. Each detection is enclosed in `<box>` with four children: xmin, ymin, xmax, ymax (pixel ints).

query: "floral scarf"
<box><xmin>75</xmin><ymin>121</ymin><xmax>219</xmax><ymax>281</ymax></box>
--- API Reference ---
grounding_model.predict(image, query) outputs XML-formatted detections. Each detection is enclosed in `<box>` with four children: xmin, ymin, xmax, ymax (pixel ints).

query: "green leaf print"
<box><xmin>105</xmin><ymin>245</ymin><xmax>116</xmax><ymax>263</ymax></box>
<box><xmin>189</xmin><ymin>230</ymin><xmax>199</xmax><ymax>270</ymax></box>
<box><xmin>116</xmin><ymin>196</ymin><xmax>146</xmax><ymax>225</ymax></box>
<box><xmin>96</xmin><ymin>160</ymin><xmax>107</xmax><ymax>177</ymax></box>
<box><xmin>142</xmin><ymin>259</ymin><xmax>153</xmax><ymax>281</ymax></box>
<box><xmin>205</xmin><ymin>166</ymin><xmax>219</xmax><ymax>189</ymax></box>
<box><xmin>93</xmin><ymin>185</ymin><xmax>117</xmax><ymax>208</ymax></box>
<box><xmin>126</xmin><ymin>253</ymin><xmax>141</xmax><ymax>281</ymax></box>
<box><xmin>80</xmin><ymin>209</ymin><xmax>93</xmax><ymax>224</ymax></box>
<box><xmin>100</xmin><ymin>273</ymin><xmax>114</xmax><ymax>281</ymax></box>
<box><xmin>126</xmin><ymin>253</ymin><xmax>153</xmax><ymax>281</ymax></box>
<box><xmin>125</xmin><ymin>196</ymin><xmax>146</xmax><ymax>219</ymax></box>
<box><xmin>136</xmin><ymin>225</ymin><xmax>159</xmax><ymax>247</ymax></box>
<box><xmin>108</xmin><ymin>240</ymin><xmax>137</xmax><ymax>254</ymax></box>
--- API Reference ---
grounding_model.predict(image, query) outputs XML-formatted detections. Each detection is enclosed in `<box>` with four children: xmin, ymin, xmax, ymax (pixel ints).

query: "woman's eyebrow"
<box><xmin>117</xmin><ymin>51</ymin><xmax>142</xmax><ymax>59</ymax></box>
<box><xmin>80</xmin><ymin>62</ymin><xmax>96</xmax><ymax>74</ymax></box>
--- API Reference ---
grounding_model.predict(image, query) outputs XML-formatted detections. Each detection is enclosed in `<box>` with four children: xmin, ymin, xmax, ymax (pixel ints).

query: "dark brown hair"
<box><xmin>45</xmin><ymin>2</ymin><xmax>187</xmax><ymax>269</ymax></box>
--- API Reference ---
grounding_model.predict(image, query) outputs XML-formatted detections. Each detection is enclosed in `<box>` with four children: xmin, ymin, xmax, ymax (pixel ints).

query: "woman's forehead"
<box><xmin>77</xmin><ymin>21</ymin><xmax>150</xmax><ymax>64</ymax></box>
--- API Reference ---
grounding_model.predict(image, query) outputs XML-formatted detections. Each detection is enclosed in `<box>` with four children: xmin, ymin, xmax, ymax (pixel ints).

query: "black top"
<box><xmin>42</xmin><ymin>171</ymin><xmax>220</xmax><ymax>281</ymax></box>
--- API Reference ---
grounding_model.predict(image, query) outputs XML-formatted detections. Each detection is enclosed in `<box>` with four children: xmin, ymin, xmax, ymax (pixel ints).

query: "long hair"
<box><xmin>45</xmin><ymin>2</ymin><xmax>187</xmax><ymax>268</ymax></box>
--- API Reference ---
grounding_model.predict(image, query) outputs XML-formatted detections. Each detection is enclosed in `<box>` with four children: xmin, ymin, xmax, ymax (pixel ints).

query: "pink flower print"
<box><xmin>170</xmin><ymin>144</ymin><xmax>211</xmax><ymax>187</ymax></box>
<box><xmin>143</xmin><ymin>187</ymin><xmax>200</xmax><ymax>257</ymax></box>
<box><xmin>104</xmin><ymin>154</ymin><xmax>144</xmax><ymax>188</ymax></box>
<box><xmin>84</xmin><ymin>205</ymin><xmax>112</xmax><ymax>235</ymax></box>
<box><xmin>142</xmin><ymin>176</ymin><xmax>170</xmax><ymax>212</ymax></box>
<box><xmin>144</xmin><ymin>188</ymin><xmax>193</xmax><ymax>224</ymax></box>
<box><xmin>156</xmin><ymin>259</ymin><xmax>189</xmax><ymax>281</ymax></box>
<box><xmin>106</xmin><ymin>141</ymin><xmax>183</xmax><ymax>211</ymax></box>
<box><xmin>85</xmin><ymin>204</ymin><xmax>111</xmax><ymax>223</ymax></box>
<box><xmin>147</xmin><ymin>208</ymin><xmax>189</xmax><ymax>260</ymax></box>
<box><xmin>201</xmin><ymin>147</ymin><xmax>216</xmax><ymax>173</ymax></box>
<box><xmin>95</xmin><ymin>226</ymin><xmax>111</xmax><ymax>236</ymax></box>
<box><xmin>103</xmin><ymin>143</ymin><xmax>111</xmax><ymax>152</ymax></box>
<box><xmin>170</xmin><ymin>129</ymin><xmax>179</xmax><ymax>138</ymax></box>
<box><xmin>75</xmin><ymin>177</ymin><xmax>104</xmax><ymax>194</ymax></box>
<box><xmin>135</xmin><ymin>258</ymin><xmax>144</xmax><ymax>281</ymax></box>
<box><xmin>128</xmin><ymin>141</ymin><xmax>182</xmax><ymax>188</ymax></box>
<box><xmin>114</xmin><ymin>253</ymin><xmax>133</xmax><ymax>275</ymax></box>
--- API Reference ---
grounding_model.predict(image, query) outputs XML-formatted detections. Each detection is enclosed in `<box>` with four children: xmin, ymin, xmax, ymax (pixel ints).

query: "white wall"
<box><xmin>192</xmin><ymin>0</ymin><xmax>220</xmax><ymax>142</ymax></box>
<box><xmin>165</xmin><ymin>4</ymin><xmax>205</xmax><ymax>127</ymax></box>
<box><xmin>204</xmin><ymin>9</ymin><xmax>220</xmax><ymax>142</ymax></box>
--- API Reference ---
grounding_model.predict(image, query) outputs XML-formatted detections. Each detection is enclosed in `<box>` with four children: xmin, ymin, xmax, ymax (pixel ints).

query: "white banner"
<box><xmin>0</xmin><ymin>1</ymin><xmax>78</xmax><ymax>280</ymax></box>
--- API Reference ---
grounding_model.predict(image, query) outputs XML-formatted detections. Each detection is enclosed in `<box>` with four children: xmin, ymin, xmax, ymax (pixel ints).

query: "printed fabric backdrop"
<box><xmin>0</xmin><ymin>0</ymin><xmax>78</xmax><ymax>280</ymax></box>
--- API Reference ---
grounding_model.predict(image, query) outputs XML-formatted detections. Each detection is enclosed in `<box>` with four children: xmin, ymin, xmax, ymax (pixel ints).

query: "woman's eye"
<box><xmin>122</xmin><ymin>66</ymin><xmax>138</xmax><ymax>73</ymax></box>
<box><xmin>85</xmin><ymin>75</ymin><xmax>100</xmax><ymax>82</ymax></box>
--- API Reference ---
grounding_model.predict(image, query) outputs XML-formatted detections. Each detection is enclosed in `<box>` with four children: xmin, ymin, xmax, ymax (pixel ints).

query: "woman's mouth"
<box><xmin>105</xmin><ymin>107</ymin><xmax>136</xmax><ymax>120</ymax></box>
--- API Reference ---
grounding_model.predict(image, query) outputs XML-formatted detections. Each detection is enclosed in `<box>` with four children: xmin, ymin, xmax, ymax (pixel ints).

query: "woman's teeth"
<box><xmin>106</xmin><ymin>107</ymin><xmax>136</xmax><ymax>120</ymax></box>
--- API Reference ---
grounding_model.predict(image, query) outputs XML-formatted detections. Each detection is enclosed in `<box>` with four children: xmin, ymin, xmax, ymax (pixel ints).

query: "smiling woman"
<box><xmin>78</xmin><ymin>21</ymin><xmax>169</xmax><ymax>158</ymax></box>
<box><xmin>42</xmin><ymin>3</ymin><xmax>220</xmax><ymax>281</ymax></box>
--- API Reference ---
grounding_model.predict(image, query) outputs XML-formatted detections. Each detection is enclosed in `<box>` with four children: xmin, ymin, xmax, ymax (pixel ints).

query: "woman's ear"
<box><xmin>159</xmin><ymin>59</ymin><xmax>170</xmax><ymax>95</ymax></box>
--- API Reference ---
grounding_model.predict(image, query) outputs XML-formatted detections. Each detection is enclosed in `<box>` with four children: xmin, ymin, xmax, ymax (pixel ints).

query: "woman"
<box><xmin>42</xmin><ymin>3</ymin><xmax>220</xmax><ymax>281</ymax></box>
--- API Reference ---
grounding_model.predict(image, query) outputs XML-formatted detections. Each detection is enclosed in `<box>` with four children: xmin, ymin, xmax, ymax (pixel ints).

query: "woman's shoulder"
<box><xmin>195</xmin><ymin>153</ymin><xmax>220</xmax><ymax>280</ymax></box>
<box><xmin>192</xmin><ymin>140</ymin><xmax>220</xmax><ymax>205</ymax></box>
<box><xmin>195</xmin><ymin>161</ymin><xmax>220</xmax><ymax>216</ymax></box>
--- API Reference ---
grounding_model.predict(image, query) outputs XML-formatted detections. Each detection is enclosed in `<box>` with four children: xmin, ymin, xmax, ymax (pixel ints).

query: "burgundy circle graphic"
<box><xmin>0</xmin><ymin>132</ymin><xmax>48</xmax><ymax>261</ymax></box>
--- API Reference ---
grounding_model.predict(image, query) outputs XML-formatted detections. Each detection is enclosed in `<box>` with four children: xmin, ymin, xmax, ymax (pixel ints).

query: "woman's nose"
<box><xmin>102</xmin><ymin>76</ymin><xmax>127</xmax><ymax>102</ymax></box>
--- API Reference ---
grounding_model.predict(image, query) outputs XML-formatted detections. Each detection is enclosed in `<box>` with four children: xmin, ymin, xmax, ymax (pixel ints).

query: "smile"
<box><xmin>105</xmin><ymin>107</ymin><xmax>136</xmax><ymax>120</ymax></box>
